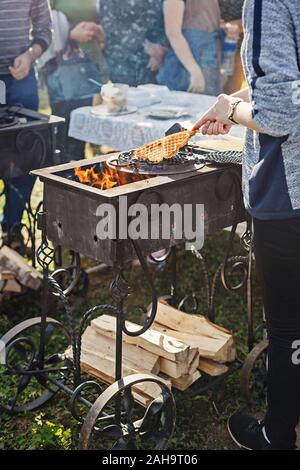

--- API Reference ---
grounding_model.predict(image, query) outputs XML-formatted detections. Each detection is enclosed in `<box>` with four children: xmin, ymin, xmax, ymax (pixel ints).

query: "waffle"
<box><xmin>133</xmin><ymin>130</ymin><xmax>196</xmax><ymax>163</ymax></box>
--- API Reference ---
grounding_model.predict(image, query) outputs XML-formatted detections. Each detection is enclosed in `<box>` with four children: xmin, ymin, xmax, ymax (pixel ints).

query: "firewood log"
<box><xmin>0</xmin><ymin>246</ymin><xmax>42</xmax><ymax>290</ymax></box>
<box><xmin>82</xmin><ymin>326</ymin><xmax>160</xmax><ymax>374</ymax></box>
<box><xmin>198</xmin><ymin>358</ymin><xmax>229</xmax><ymax>376</ymax></box>
<box><xmin>91</xmin><ymin>315</ymin><xmax>190</xmax><ymax>363</ymax></box>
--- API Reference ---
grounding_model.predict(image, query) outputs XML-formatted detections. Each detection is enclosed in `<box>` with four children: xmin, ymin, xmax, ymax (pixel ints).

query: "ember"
<box><xmin>74</xmin><ymin>163</ymin><xmax>150</xmax><ymax>190</ymax></box>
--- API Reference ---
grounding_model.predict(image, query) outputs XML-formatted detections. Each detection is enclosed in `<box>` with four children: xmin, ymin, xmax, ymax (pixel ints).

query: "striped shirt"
<box><xmin>0</xmin><ymin>0</ymin><xmax>52</xmax><ymax>73</ymax></box>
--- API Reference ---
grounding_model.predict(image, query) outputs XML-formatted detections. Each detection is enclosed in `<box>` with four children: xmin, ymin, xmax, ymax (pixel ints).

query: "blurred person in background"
<box><xmin>157</xmin><ymin>0</ymin><xmax>223</xmax><ymax>95</ymax></box>
<box><xmin>0</xmin><ymin>0</ymin><xmax>52</xmax><ymax>248</ymax></box>
<box><xmin>219</xmin><ymin>0</ymin><xmax>245</xmax><ymax>93</ymax></box>
<box><xmin>43</xmin><ymin>0</ymin><xmax>107</xmax><ymax>161</ymax></box>
<box><xmin>97</xmin><ymin>0</ymin><xmax>167</xmax><ymax>86</ymax></box>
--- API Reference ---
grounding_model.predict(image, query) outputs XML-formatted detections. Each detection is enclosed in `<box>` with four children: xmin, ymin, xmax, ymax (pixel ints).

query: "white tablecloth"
<box><xmin>69</xmin><ymin>92</ymin><xmax>245</xmax><ymax>151</ymax></box>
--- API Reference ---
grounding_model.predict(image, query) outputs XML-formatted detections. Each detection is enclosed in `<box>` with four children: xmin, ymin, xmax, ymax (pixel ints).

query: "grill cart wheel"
<box><xmin>0</xmin><ymin>317</ymin><xmax>71</xmax><ymax>414</ymax></box>
<box><xmin>240</xmin><ymin>339</ymin><xmax>269</xmax><ymax>405</ymax></box>
<box><xmin>79</xmin><ymin>373</ymin><xmax>176</xmax><ymax>450</ymax></box>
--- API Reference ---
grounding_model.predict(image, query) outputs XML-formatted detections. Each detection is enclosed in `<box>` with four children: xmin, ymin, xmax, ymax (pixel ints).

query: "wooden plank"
<box><xmin>78</xmin><ymin>360</ymin><xmax>151</xmax><ymax>407</ymax></box>
<box><xmin>0</xmin><ymin>246</ymin><xmax>42</xmax><ymax>290</ymax></box>
<box><xmin>159</xmin><ymin>347</ymin><xmax>199</xmax><ymax>378</ymax></box>
<box><xmin>152</xmin><ymin>322</ymin><xmax>231</xmax><ymax>363</ymax></box>
<box><xmin>159</xmin><ymin>357</ymin><xmax>188</xmax><ymax>378</ymax></box>
<box><xmin>82</xmin><ymin>326</ymin><xmax>160</xmax><ymax>374</ymax></box>
<box><xmin>198</xmin><ymin>358</ymin><xmax>229</xmax><ymax>377</ymax></box>
<box><xmin>156</xmin><ymin>299</ymin><xmax>232</xmax><ymax>339</ymax></box>
<box><xmin>69</xmin><ymin>346</ymin><xmax>171</xmax><ymax>408</ymax></box>
<box><xmin>171</xmin><ymin>370</ymin><xmax>201</xmax><ymax>391</ymax></box>
<box><xmin>227</xmin><ymin>343</ymin><xmax>237</xmax><ymax>363</ymax></box>
<box><xmin>91</xmin><ymin>315</ymin><xmax>190</xmax><ymax>363</ymax></box>
<box><xmin>188</xmin><ymin>349</ymin><xmax>200</xmax><ymax>374</ymax></box>
<box><xmin>3</xmin><ymin>279</ymin><xmax>22</xmax><ymax>293</ymax></box>
<box><xmin>0</xmin><ymin>270</ymin><xmax>15</xmax><ymax>281</ymax></box>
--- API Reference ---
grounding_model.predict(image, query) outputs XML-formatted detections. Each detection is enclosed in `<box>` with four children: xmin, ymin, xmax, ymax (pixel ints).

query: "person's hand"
<box><xmin>225</xmin><ymin>22</ymin><xmax>240</xmax><ymax>41</ymax></box>
<box><xmin>193</xmin><ymin>94</ymin><xmax>241</xmax><ymax>135</ymax></box>
<box><xmin>144</xmin><ymin>40</ymin><xmax>168</xmax><ymax>72</ymax></box>
<box><xmin>220</xmin><ymin>20</ymin><xmax>240</xmax><ymax>41</ymax></box>
<box><xmin>70</xmin><ymin>22</ymin><xmax>98</xmax><ymax>43</ymax></box>
<box><xmin>188</xmin><ymin>67</ymin><xmax>206</xmax><ymax>94</ymax></box>
<box><xmin>201</xmin><ymin>120</ymin><xmax>232</xmax><ymax>136</ymax></box>
<box><xmin>9</xmin><ymin>51</ymin><xmax>32</xmax><ymax>80</ymax></box>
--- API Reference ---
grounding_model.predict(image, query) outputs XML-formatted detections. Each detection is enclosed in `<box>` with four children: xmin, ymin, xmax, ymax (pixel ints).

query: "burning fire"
<box><xmin>74</xmin><ymin>163</ymin><xmax>149</xmax><ymax>190</ymax></box>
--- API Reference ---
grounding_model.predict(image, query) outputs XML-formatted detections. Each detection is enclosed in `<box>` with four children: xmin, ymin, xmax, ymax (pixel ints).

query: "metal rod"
<box><xmin>46</xmin><ymin>375</ymin><xmax>90</xmax><ymax>401</ymax></box>
<box><xmin>86</xmin><ymin>263</ymin><xmax>107</xmax><ymax>275</ymax></box>
<box><xmin>247</xmin><ymin>242</ymin><xmax>254</xmax><ymax>352</ymax></box>
<box><xmin>114</xmin><ymin>309</ymin><xmax>123</xmax><ymax>424</ymax></box>
<box><xmin>170</xmin><ymin>246</ymin><xmax>177</xmax><ymax>307</ymax></box>
<box><xmin>115</xmin><ymin>312</ymin><xmax>123</xmax><ymax>382</ymax></box>
<box><xmin>38</xmin><ymin>251</ymin><xmax>50</xmax><ymax>369</ymax></box>
<box><xmin>46</xmin><ymin>375</ymin><xmax>116</xmax><ymax>422</ymax></box>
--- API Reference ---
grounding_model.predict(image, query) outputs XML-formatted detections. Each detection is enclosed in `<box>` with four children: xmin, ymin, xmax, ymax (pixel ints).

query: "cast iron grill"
<box><xmin>107</xmin><ymin>145</ymin><xmax>243</xmax><ymax>176</ymax></box>
<box><xmin>0</xmin><ymin>105</ymin><xmax>18</xmax><ymax>129</ymax></box>
<box><xmin>33</xmin><ymin>150</ymin><xmax>245</xmax><ymax>266</ymax></box>
<box><xmin>106</xmin><ymin>122</ymin><xmax>242</xmax><ymax>176</ymax></box>
<box><xmin>0</xmin><ymin>107</ymin><xmax>64</xmax><ymax>179</ymax></box>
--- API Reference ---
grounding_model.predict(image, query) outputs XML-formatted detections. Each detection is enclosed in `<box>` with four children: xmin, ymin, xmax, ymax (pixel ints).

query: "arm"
<box><xmin>163</xmin><ymin>0</ymin><xmax>205</xmax><ymax>93</ymax></box>
<box><xmin>231</xmin><ymin>87</ymin><xmax>250</xmax><ymax>102</ymax></box>
<box><xmin>193</xmin><ymin>93</ymin><xmax>263</xmax><ymax>135</ymax></box>
<box><xmin>196</xmin><ymin>0</ymin><xmax>300</xmax><ymax>137</ymax></box>
<box><xmin>221</xmin><ymin>18</ymin><xmax>243</xmax><ymax>34</ymax></box>
<box><xmin>243</xmin><ymin>0</ymin><xmax>300</xmax><ymax>137</ymax></box>
<box><xmin>230</xmin><ymin>18</ymin><xmax>243</xmax><ymax>33</ymax></box>
<box><xmin>30</xmin><ymin>0</ymin><xmax>52</xmax><ymax>53</ymax></box>
<box><xmin>195</xmin><ymin>0</ymin><xmax>300</xmax><ymax>136</ymax></box>
<box><xmin>192</xmin><ymin>87</ymin><xmax>257</xmax><ymax>134</ymax></box>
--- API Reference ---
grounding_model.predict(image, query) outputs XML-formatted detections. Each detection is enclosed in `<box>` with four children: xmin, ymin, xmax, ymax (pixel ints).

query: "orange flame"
<box><xmin>74</xmin><ymin>163</ymin><xmax>150</xmax><ymax>191</ymax></box>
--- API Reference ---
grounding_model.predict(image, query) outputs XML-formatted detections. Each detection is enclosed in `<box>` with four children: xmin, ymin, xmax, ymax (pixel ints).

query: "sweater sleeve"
<box><xmin>30</xmin><ymin>0</ymin><xmax>53</xmax><ymax>52</ymax></box>
<box><xmin>244</xmin><ymin>0</ymin><xmax>300</xmax><ymax>137</ymax></box>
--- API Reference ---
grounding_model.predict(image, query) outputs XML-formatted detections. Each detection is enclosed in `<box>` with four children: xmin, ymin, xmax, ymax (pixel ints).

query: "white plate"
<box><xmin>127</xmin><ymin>88</ymin><xmax>160</xmax><ymax>108</ymax></box>
<box><xmin>144</xmin><ymin>106</ymin><xmax>190</xmax><ymax>120</ymax></box>
<box><xmin>91</xmin><ymin>105</ymin><xmax>138</xmax><ymax>117</ymax></box>
<box><xmin>138</xmin><ymin>84</ymin><xmax>171</xmax><ymax>101</ymax></box>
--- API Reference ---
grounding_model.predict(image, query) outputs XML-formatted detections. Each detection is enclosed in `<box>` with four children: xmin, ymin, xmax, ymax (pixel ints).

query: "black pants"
<box><xmin>253</xmin><ymin>217</ymin><xmax>300</xmax><ymax>449</ymax></box>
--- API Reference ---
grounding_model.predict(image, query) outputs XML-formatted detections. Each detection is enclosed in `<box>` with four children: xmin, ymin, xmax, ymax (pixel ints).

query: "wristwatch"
<box><xmin>228</xmin><ymin>100</ymin><xmax>243</xmax><ymax>125</ymax></box>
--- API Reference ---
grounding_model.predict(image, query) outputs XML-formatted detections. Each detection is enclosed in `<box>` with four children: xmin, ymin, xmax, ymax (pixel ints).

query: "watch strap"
<box><xmin>228</xmin><ymin>100</ymin><xmax>243</xmax><ymax>125</ymax></box>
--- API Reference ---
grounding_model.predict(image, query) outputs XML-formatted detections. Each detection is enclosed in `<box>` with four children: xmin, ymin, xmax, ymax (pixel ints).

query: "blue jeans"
<box><xmin>1</xmin><ymin>69</ymin><xmax>38</xmax><ymax>234</ymax></box>
<box><xmin>157</xmin><ymin>29</ymin><xmax>222</xmax><ymax>96</ymax></box>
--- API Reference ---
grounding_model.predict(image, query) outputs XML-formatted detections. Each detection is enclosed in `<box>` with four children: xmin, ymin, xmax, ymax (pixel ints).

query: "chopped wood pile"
<box><xmin>76</xmin><ymin>299</ymin><xmax>236</xmax><ymax>407</ymax></box>
<box><xmin>0</xmin><ymin>245</ymin><xmax>42</xmax><ymax>301</ymax></box>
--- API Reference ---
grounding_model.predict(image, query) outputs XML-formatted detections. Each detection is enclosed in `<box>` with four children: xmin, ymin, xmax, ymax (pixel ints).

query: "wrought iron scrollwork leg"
<box><xmin>0</xmin><ymin>317</ymin><xmax>71</xmax><ymax>414</ymax></box>
<box><xmin>1</xmin><ymin>179</ymin><xmax>43</xmax><ymax>267</ymax></box>
<box><xmin>240</xmin><ymin>339</ymin><xmax>268</xmax><ymax>404</ymax></box>
<box><xmin>77</xmin><ymin>238</ymin><xmax>175</xmax><ymax>450</ymax></box>
<box><xmin>173</xmin><ymin>171</ymin><xmax>256</xmax><ymax>360</ymax></box>
<box><xmin>79</xmin><ymin>374</ymin><xmax>176</xmax><ymax>450</ymax></box>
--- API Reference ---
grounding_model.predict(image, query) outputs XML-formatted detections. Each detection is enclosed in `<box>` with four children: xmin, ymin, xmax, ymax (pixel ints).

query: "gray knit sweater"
<box><xmin>242</xmin><ymin>0</ymin><xmax>300</xmax><ymax>219</ymax></box>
